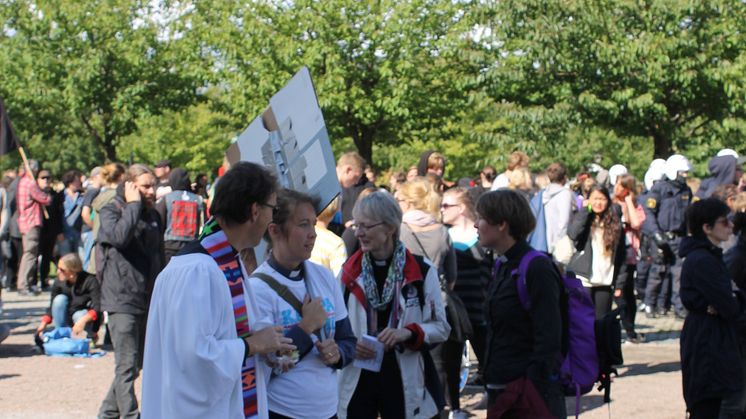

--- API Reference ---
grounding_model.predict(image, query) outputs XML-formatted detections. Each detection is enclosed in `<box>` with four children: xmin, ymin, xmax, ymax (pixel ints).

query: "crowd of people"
<box><xmin>1</xmin><ymin>146</ymin><xmax>745</xmax><ymax>418</ymax></box>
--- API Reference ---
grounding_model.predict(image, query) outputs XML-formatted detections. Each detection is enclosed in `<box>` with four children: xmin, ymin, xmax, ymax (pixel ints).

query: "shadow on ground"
<box><xmin>619</xmin><ymin>361</ymin><xmax>680</xmax><ymax>377</ymax></box>
<box><xmin>0</xmin><ymin>342</ymin><xmax>39</xmax><ymax>358</ymax></box>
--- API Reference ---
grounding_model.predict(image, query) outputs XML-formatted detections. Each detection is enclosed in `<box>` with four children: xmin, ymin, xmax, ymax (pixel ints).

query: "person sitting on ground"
<box><xmin>35</xmin><ymin>253</ymin><xmax>101</xmax><ymax>340</ymax></box>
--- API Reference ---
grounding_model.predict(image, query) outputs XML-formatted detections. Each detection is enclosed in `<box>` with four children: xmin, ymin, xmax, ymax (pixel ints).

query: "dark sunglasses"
<box><xmin>39</xmin><ymin>176</ymin><xmax>50</xmax><ymax>180</ymax></box>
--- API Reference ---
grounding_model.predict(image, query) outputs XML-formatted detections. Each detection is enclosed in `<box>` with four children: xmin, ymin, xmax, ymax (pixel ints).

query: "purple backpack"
<box><xmin>497</xmin><ymin>250</ymin><xmax>599</xmax><ymax>401</ymax></box>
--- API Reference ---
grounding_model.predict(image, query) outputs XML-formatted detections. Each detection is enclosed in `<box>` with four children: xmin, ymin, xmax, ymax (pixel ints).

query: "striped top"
<box><xmin>450</xmin><ymin>230</ymin><xmax>493</xmax><ymax>325</ymax></box>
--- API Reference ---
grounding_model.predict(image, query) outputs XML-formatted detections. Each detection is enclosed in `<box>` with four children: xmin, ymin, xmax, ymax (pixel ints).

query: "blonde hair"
<box><xmin>101</xmin><ymin>162</ymin><xmax>126</xmax><ymax>186</ymax></box>
<box><xmin>58</xmin><ymin>253</ymin><xmax>83</xmax><ymax>275</ymax></box>
<box><xmin>508</xmin><ymin>167</ymin><xmax>533</xmax><ymax>191</ymax></box>
<box><xmin>317</xmin><ymin>197</ymin><xmax>339</xmax><ymax>224</ymax></box>
<box><xmin>733</xmin><ymin>192</ymin><xmax>746</xmax><ymax>213</ymax></box>
<box><xmin>336</xmin><ymin>152</ymin><xmax>365</xmax><ymax>171</ymax></box>
<box><xmin>507</xmin><ymin>151</ymin><xmax>530</xmax><ymax>171</ymax></box>
<box><xmin>398</xmin><ymin>177</ymin><xmax>441</xmax><ymax>219</ymax></box>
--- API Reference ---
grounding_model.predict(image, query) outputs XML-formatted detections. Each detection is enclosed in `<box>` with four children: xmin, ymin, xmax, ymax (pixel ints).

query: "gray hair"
<box><xmin>90</xmin><ymin>166</ymin><xmax>103</xmax><ymax>178</ymax></box>
<box><xmin>352</xmin><ymin>190</ymin><xmax>402</xmax><ymax>238</ymax></box>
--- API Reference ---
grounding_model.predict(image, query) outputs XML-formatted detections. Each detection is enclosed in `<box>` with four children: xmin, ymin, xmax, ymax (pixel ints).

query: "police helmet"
<box><xmin>664</xmin><ymin>154</ymin><xmax>692</xmax><ymax>181</ymax></box>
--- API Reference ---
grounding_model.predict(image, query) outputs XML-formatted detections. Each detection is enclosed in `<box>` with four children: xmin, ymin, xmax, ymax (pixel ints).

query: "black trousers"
<box><xmin>470</xmin><ymin>321</ymin><xmax>487</xmax><ymax>379</ymax></box>
<box><xmin>3</xmin><ymin>237</ymin><xmax>21</xmax><ymax>290</ymax></box>
<box><xmin>38</xmin><ymin>231</ymin><xmax>57</xmax><ymax>288</ymax></box>
<box><xmin>615</xmin><ymin>264</ymin><xmax>638</xmax><ymax>337</ymax></box>
<box><xmin>347</xmin><ymin>351</ymin><xmax>406</xmax><ymax>418</ymax></box>
<box><xmin>590</xmin><ymin>286</ymin><xmax>613</xmax><ymax>320</ymax></box>
<box><xmin>434</xmin><ymin>339</ymin><xmax>465</xmax><ymax>410</ymax></box>
<box><xmin>164</xmin><ymin>240</ymin><xmax>188</xmax><ymax>266</ymax></box>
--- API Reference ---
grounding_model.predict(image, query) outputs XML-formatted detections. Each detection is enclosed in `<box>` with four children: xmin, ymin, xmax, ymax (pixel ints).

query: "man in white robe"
<box><xmin>141</xmin><ymin>162</ymin><xmax>294</xmax><ymax>419</ymax></box>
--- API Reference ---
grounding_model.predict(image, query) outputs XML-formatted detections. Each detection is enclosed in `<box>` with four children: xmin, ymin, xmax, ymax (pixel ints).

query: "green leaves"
<box><xmin>1</xmin><ymin>0</ymin><xmax>744</xmax><ymax>181</ymax></box>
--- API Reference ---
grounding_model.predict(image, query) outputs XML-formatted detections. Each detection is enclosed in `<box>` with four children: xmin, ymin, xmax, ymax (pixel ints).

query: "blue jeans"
<box><xmin>51</xmin><ymin>294</ymin><xmax>92</xmax><ymax>335</ymax></box>
<box><xmin>80</xmin><ymin>230</ymin><xmax>94</xmax><ymax>272</ymax></box>
<box><xmin>58</xmin><ymin>232</ymin><xmax>81</xmax><ymax>258</ymax></box>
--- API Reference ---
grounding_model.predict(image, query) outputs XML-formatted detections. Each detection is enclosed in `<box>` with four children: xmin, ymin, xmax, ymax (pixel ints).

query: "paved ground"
<box><xmin>0</xmin><ymin>290</ymin><xmax>686</xmax><ymax>418</ymax></box>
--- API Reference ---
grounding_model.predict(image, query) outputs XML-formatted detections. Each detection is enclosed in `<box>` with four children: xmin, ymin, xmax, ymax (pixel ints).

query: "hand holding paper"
<box><xmin>353</xmin><ymin>335</ymin><xmax>384</xmax><ymax>372</ymax></box>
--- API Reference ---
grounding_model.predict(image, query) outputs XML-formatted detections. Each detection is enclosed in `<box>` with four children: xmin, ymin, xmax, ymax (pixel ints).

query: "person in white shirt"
<box><xmin>141</xmin><ymin>162</ymin><xmax>295</xmax><ymax>419</ymax></box>
<box><xmin>250</xmin><ymin>189</ymin><xmax>356</xmax><ymax>419</ymax></box>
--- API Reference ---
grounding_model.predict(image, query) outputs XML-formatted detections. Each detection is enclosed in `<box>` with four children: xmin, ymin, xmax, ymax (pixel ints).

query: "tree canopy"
<box><xmin>1</xmin><ymin>0</ymin><xmax>744</xmax><ymax>180</ymax></box>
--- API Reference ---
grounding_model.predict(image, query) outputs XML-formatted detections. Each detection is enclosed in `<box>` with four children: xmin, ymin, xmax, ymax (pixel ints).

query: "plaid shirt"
<box><xmin>17</xmin><ymin>175</ymin><xmax>51</xmax><ymax>234</ymax></box>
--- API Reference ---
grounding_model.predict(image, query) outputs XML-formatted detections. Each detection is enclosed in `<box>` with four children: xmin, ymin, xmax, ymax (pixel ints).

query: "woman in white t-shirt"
<box><xmin>250</xmin><ymin>189</ymin><xmax>357</xmax><ymax>419</ymax></box>
<box><xmin>567</xmin><ymin>185</ymin><xmax>625</xmax><ymax>319</ymax></box>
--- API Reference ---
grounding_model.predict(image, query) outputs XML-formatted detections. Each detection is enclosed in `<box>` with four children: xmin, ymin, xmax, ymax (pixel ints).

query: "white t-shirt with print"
<box><xmin>250</xmin><ymin>260</ymin><xmax>348</xmax><ymax>419</ymax></box>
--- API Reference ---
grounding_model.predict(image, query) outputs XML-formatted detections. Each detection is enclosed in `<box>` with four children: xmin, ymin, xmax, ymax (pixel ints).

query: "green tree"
<box><xmin>118</xmin><ymin>102</ymin><xmax>233</xmax><ymax>177</ymax></box>
<box><xmin>480</xmin><ymin>0</ymin><xmax>746</xmax><ymax>159</ymax></box>
<box><xmin>179</xmin><ymin>0</ymin><xmax>480</xmax><ymax>167</ymax></box>
<box><xmin>0</xmin><ymin>0</ymin><xmax>200</xmax><ymax>166</ymax></box>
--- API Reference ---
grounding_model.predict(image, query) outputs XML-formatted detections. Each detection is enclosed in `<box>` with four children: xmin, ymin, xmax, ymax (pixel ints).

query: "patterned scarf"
<box><xmin>361</xmin><ymin>240</ymin><xmax>407</xmax><ymax>310</ymax></box>
<box><xmin>199</xmin><ymin>218</ymin><xmax>258</xmax><ymax>419</ymax></box>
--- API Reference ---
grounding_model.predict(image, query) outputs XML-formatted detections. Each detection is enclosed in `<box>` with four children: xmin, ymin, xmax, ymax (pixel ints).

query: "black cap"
<box><xmin>154</xmin><ymin>159</ymin><xmax>171</xmax><ymax>169</ymax></box>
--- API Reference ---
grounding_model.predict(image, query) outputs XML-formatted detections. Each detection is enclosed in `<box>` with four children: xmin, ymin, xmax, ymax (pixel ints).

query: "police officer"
<box><xmin>642</xmin><ymin>155</ymin><xmax>693</xmax><ymax>319</ymax></box>
<box><xmin>637</xmin><ymin>159</ymin><xmax>666</xmax><ymax>314</ymax></box>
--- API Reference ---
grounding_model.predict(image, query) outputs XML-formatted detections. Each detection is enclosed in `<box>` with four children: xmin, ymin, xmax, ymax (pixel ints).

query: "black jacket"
<box><xmin>98</xmin><ymin>185</ymin><xmax>164</xmax><ymax>314</ymax></box>
<box><xmin>566</xmin><ymin>205</ymin><xmax>625</xmax><ymax>285</ymax></box>
<box><xmin>679</xmin><ymin>236</ymin><xmax>743</xmax><ymax>407</ymax></box>
<box><xmin>483</xmin><ymin>241</ymin><xmax>563</xmax><ymax>394</ymax></box>
<box><xmin>725</xmin><ymin>235</ymin><xmax>746</xmax><ymax>292</ymax></box>
<box><xmin>45</xmin><ymin>272</ymin><xmax>101</xmax><ymax>328</ymax></box>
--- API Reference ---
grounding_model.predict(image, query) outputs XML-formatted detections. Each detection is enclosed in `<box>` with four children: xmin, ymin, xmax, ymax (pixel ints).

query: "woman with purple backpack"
<box><xmin>476</xmin><ymin>189</ymin><xmax>566</xmax><ymax>418</ymax></box>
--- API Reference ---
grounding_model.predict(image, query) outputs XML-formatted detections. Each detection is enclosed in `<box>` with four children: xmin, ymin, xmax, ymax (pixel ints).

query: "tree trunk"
<box><xmin>353</xmin><ymin>129</ymin><xmax>374</xmax><ymax>167</ymax></box>
<box><xmin>651</xmin><ymin>129</ymin><xmax>671</xmax><ymax>159</ymax></box>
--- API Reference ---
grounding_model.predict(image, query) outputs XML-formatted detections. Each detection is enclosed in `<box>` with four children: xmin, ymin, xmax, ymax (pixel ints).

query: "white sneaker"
<box><xmin>449</xmin><ymin>409</ymin><xmax>468</xmax><ymax>419</ymax></box>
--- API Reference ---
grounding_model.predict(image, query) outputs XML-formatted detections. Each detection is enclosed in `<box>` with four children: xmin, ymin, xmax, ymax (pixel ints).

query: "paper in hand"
<box><xmin>352</xmin><ymin>334</ymin><xmax>385</xmax><ymax>372</ymax></box>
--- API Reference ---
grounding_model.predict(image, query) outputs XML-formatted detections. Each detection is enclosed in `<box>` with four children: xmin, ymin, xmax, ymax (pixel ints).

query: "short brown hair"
<box><xmin>546</xmin><ymin>162</ymin><xmax>567</xmax><ymax>184</ymax></box>
<box><xmin>476</xmin><ymin>189</ymin><xmax>536</xmax><ymax>241</ymax></box>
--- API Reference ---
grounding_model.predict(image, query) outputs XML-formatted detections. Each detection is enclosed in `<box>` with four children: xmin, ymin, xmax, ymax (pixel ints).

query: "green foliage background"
<box><xmin>1</xmin><ymin>0</ymin><xmax>744</xmax><ymax>181</ymax></box>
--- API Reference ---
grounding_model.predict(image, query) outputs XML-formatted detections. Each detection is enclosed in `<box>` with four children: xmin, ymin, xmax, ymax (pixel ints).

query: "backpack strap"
<box><xmin>251</xmin><ymin>272</ymin><xmax>322</xmax><ymax>340</ymax></box>
<box><xmin>512</xmin><ymin>249</ymin><xmax>548</xmax><ymax>311</ymax></box>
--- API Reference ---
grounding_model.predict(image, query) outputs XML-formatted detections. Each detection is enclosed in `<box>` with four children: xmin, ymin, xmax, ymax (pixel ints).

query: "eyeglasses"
<box><xmin>350</xmin><ymin>222</ymin><xmax>385</xmax><ymax>232</ymax></box>
<box><xmin>440</xmin><ymin>203</ymin><xmax>459</xmax><ymax>210</ymax></box>
<box><xmin>39</xmin><ymin>176</ymin><xmax>50</xmax><ymax>180</ymax></box>
<box><xmin>58</xmin><ymin>267</ymin><xmax>69</xmax><ymax>274</ymax></box>
<box><xmin>261</xmin><ymin>202</ymin><xmax>279</xmax><ymax>218</ymax></box>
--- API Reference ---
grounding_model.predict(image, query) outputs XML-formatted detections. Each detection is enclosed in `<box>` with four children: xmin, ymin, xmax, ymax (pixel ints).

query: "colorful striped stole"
<box><xmin>200</xmin><ymin>218</ymin><xmax>258</xmax><ymax>418</ymax></box>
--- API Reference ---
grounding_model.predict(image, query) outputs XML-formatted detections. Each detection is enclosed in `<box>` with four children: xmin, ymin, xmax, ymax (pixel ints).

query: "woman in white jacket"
<box><xmin>338</xmin><ymin>191</ymin><xmax>450</xmax><ymax>419</ymax></box>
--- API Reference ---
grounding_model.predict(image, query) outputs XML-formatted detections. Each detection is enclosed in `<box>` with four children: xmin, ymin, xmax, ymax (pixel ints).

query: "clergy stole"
<box><xmin>201</xmin><ymin>219</ymin><xmax>258</xmax><ymax>418</ymax></box>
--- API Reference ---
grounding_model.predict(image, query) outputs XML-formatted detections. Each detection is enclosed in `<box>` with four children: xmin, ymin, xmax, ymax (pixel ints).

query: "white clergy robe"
<box><xmin>141</xmin><ymin>252</ymin><xmax>270</xmax><ymax>419</ymax></box>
